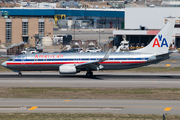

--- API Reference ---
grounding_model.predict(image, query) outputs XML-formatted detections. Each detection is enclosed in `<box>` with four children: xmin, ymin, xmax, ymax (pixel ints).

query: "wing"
<box><xmin>75</xmin><ymin>49</ymin><xmax>111</xmax><ymax>70</ymax></box>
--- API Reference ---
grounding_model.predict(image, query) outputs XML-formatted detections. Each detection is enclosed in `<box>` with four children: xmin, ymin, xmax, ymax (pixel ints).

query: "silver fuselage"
<box><xmin>1</xmin><ymin>51</ymin><xmax>166</xmax><ymax>72</ymax></box>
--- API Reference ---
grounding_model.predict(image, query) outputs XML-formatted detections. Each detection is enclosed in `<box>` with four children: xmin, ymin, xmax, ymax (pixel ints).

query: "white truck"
<box><xmin>116</xmin><ymin>35</ymin><xmax>129</xmax><ymax>52</ymax></box>
<box><xmin>119</xmin><ymin>40</ymin><xmax>129</xmax><ymax>51</ymax></box>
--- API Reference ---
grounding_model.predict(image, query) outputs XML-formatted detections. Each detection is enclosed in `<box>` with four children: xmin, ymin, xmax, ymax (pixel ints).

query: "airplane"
<box><xmin>1</xmin><ymin>20</ymin><xmax>175</xmax><ymax>77</ymax></box>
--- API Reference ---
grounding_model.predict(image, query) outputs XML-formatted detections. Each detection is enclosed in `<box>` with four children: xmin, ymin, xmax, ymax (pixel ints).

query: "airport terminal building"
<box><xmin>1</xmin><ymin>8</ymin><xmax>125</xmax><ymax>29</ymax></box>
<box><xmin>1</xmin><ymin>7</ymin><xmax>180</xmax><ymax>49</ymax></box>
<box><xmin>0</xmin><ymin>17</ymin><xmax>53</xmax><ymax>46</ymax></box>
<box><xmin>0</xmin><ymin>8</ymin><xmax>124</xmax><ymax>48</ymax></box>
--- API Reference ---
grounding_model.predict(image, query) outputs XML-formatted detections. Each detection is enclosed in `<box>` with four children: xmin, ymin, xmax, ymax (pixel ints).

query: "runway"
<box><xmin>0</xmin><ymin>98</ymin><xmax>179</xmax><ymax>115</ymax></box>
<box><xmin>0</xmin><ymin>71</ymin><xmax>180</xmax><ymax>88</ymax></box>
<box><xmin>0</xmin><ymin>71</ymin><xmax>180</xmax><ymax>115</ymax></box>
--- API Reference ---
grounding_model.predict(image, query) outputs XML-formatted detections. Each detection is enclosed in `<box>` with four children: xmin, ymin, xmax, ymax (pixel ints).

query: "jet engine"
<box><xmin>59</xmin><ymin>64</ymin><xmax>77</xmax><ymax>74</ymax></box>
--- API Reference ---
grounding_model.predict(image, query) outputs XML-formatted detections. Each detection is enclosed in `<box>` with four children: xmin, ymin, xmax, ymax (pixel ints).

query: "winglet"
<box><xmin>104</xmin><ymin>49</ymin><xmax>111</xmax><ymax>59</ymax></box>
<box><xmin>115</xmin><ymin>46</ymin><xmax>121</xmax><ymax>52</ymax></box>
<box><xmin>99</xmin><ymin>49</ymin><xmax>111</xmax><ymax>62</ymax></box>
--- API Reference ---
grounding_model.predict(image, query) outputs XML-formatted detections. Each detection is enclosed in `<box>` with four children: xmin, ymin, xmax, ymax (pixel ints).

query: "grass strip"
<box><xmin>0</xmin><ymin>113</ymin><xmax>179</xmax><ymax>120</ymax></box>
<box><xmin>1</xmin><ymin>87</ymin><xmax>180</xmax><ymax>100</ymax></box>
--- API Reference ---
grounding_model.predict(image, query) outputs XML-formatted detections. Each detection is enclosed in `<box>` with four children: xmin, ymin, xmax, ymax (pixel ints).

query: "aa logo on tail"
<box><xmin>152</xmin><ymin>34</ymin><xmax>168</xmax><ymax>47</ymax></box>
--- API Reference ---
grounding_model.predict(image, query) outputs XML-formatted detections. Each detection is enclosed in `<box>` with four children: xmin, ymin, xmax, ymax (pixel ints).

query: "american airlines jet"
<box><xmin>1</xmin><ymin>20</ymin><xmax>175</xmax><ymax>77</ymax></box>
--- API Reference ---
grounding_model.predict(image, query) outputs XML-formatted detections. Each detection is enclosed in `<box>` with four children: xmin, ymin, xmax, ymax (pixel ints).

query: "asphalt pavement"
<box><xmin>0</xmin><ymin>72</ymin><xmax>180</xmax><ymax>88</ymax></box>
<box><xmin>0</xmin><ymin>99</ymin><xmax>179</xmax><ymax>115</ymax></box>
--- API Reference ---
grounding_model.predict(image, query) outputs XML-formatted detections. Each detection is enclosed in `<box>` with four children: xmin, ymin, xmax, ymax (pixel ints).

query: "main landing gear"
<box><xmin>86</xmin><ymin>71</ymin><xmax>93</xmax><ymax>77</ymax></box>
<box><xmin>18</xmin><ymin>72</ymin><xmax>22</xmax><ymax>77</ymax></box>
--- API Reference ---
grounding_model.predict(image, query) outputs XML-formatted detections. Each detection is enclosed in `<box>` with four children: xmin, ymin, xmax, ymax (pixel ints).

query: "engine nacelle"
<box><xmin>59</xmin><ymin>65</ymin><xmax>77</xmax><ymax>74</ymax></box>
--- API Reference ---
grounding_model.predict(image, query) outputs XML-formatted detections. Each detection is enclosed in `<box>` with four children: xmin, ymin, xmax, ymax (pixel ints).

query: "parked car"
<box><xmin>73</xmin><ymin>48</ymin><xmax>84</xmax><ymax>53</ymax></box>
<box><xmin>60</xmin><ymin>48</ymin><xmax>84</xmax><ymax>53</ymax></box>
<box><xmin>85</xmin><ymin>47</ymin><xmax>101</xmax><ymax>52</ymax></box>
<box><xmin>95</xmin><ymin>47</ymin><xmax>102</xmax><ymax>52</ymax></box>
<box><xmin>21</xmin><ymin>47</ymin><xmax>37</xmax><ymax>54</ymax></box>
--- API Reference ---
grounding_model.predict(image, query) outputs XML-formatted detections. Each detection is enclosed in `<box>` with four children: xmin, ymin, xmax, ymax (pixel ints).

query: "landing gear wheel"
<box><xmin>86</xmin><ymin>71</ymin><xmax>93</xmax><ymax>77</ymax></box>
<box><xmin>18</xmin><ymin>72</ymin><xmax>22</xmax><ymax>77</ymax></box>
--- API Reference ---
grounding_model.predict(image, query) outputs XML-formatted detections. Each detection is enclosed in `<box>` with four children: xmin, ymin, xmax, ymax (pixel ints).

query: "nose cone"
<box><xmin>1</xmin><ymin>61</ymin><xmax>7</xmax><ymax>68</ymax></box>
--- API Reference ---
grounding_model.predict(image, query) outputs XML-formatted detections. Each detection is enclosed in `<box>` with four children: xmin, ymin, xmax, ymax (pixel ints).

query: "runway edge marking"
<box><xmin>166</xmin><ymin>64</ymin><xmax>171</xmax><ymax>66</ymax></box>
<box><xmin>28</xmin><ymin>106</ymin><xmax>38</xmax><ymax>110</ymax></box>
<box><xmin>63</xmin><ymin>100</ymin><xmax>71</xmax><ymax>102</ymax></box>
<box><xmin>164</xmin><ymin>107</ymin><xmax>171</xmax><ymax>111</ymax></box>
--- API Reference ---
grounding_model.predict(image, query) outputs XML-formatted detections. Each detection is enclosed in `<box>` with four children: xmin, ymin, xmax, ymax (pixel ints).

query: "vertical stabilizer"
<box><xmin>132</xmin><ymin>20</ymin><xmax>175</xmax><ymax>54</ymax></box>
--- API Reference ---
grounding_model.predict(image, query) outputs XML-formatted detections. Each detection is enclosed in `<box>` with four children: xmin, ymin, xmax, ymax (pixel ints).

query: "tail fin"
<box><xmin>132</xmin><ymin>20</ymin><xmax>175</xmax><ymax>55</ymax></box>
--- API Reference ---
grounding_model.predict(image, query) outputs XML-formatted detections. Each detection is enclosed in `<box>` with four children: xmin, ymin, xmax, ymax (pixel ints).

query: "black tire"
<box><xmin>86</xmin><ymin>72</ymin><xmax>90</xmax><ymax>77</ymax></box>
<box><xmin>18</xmin><ymin>72</ymin><xmax>22</xmax><ymax>77</ymax></box>
<box><xmin>90</xmin><ymin>71</ymin><xmax>93</xmax><ymax>76</ymax></box>
<box><xmin>86</xmin><ymin>71</ymin><xmax>93</xmax><ymax>77</ymax></box>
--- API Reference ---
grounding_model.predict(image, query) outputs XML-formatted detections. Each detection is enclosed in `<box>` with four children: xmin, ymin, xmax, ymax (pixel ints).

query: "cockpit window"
<box><xmin>8</xmin><ymin>58</ymin><xmax>13</xmax><ymax>61</ymax></box>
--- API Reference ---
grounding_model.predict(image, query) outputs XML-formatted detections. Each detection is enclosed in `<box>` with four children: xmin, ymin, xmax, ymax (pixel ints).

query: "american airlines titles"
<box><xmin>35</xmin><ymin>54</ymin><xmax>64</xmax><ymax>59</ymax></box>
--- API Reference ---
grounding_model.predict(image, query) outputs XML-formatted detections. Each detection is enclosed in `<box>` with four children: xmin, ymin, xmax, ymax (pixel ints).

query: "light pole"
<box><xmin>74</xmin><ymin>22</ymin><xmax>75</xmax><ymax>40</ymax></box>
<box><xmin>99</xmin><ymin>27</ymin><xmax>100</xmax><ymax>47</ymax></box>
